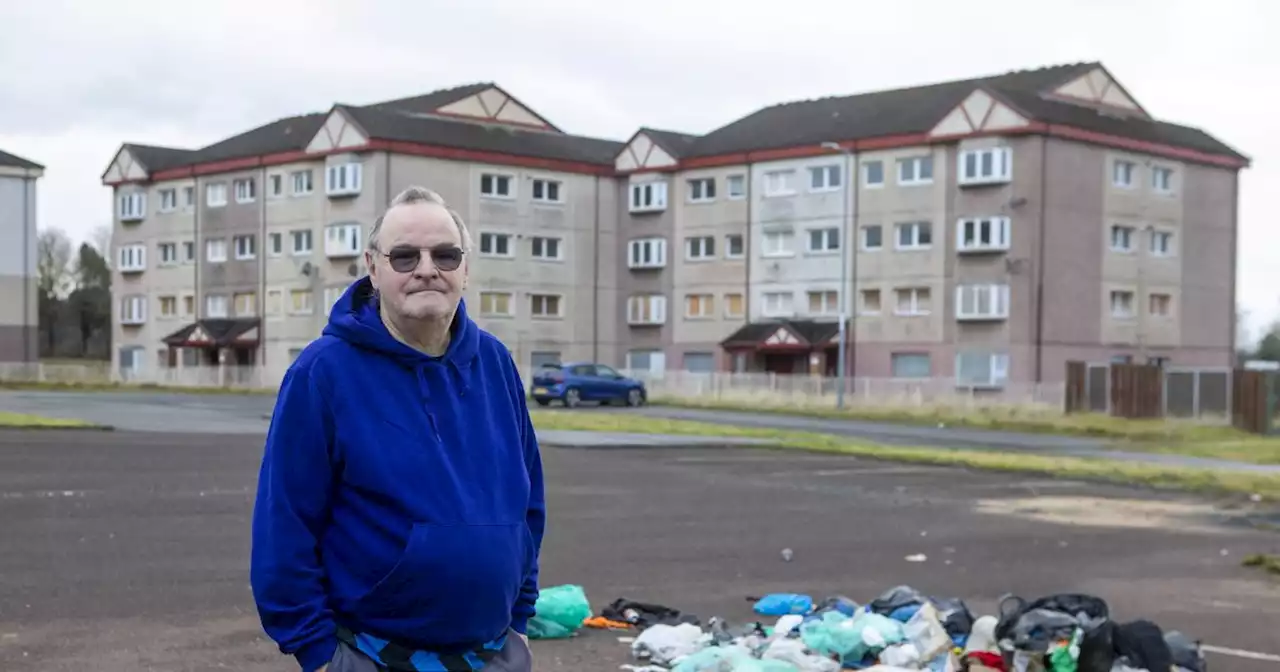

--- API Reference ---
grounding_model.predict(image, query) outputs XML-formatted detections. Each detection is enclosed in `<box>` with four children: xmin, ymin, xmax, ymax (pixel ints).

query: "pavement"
<box><xmin>2</xmin><ymin>428</ymin><xmax>1280</xmax><ymax>671</ymax></box>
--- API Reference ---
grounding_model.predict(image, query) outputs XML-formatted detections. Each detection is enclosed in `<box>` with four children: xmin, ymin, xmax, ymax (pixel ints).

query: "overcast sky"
<box><xmin>0</xmin><ymin>0</ymin><xmax>1274</xmax><ymax>343</ymax></box>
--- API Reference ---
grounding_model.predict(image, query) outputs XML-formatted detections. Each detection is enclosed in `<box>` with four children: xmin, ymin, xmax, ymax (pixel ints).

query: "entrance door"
<box><xmin>763</xmin><ymin>353</ymin><xmax>796</xmax><ymax>374</ymax></box>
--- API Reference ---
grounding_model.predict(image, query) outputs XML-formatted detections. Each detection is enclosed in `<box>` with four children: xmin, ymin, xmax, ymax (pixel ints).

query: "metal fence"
<box><xmin>1072</xmin><ymin>362</ymin><xmax>1235</xmax><ymax>423</ymax></box>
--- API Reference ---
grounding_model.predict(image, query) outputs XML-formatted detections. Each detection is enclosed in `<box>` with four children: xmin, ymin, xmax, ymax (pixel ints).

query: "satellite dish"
<box><xmin>347</xmin><ymin>263</ymin><xmax>358</xmax><ymax>277</ymax></box>
<box><xmin>300</xmin><ymin>262</ymin><xmax>313</xmax><ymax>277</ymax></box>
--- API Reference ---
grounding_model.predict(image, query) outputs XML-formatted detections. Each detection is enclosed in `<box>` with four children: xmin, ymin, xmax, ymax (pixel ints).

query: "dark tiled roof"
<box><xmin>640</xmin><ymin>128</ymin><xmax>699</xmax><ymax>159</ymax></box>
<box><xmin>0</xmin><ymin>148</ymin><xmax>42</xmax><ymax>170</ymax></box>
<box><xmin>162</xmin><ymin>318</ymin><xmax>260</xmax><ymax>346</ymax></box>
<box><xmin>684</xmin><ymin>62</ymin><xmax>1245</xmax><ymax>161</ymax></box>
<box><xmin>124</xmin><ymin>143</ymin><xmax>198</xmax><ymax>172</ymax></box>
<box><xmin>365</xmin><ymin>82</ymin><xmax>493</xmax><ymax>116</ymax></box>
<box><xmin>196</xmin><ymin>113</ymin><xmax>328</xmax><ymax>164</ymax></box>
<box><xmin>721</xmin><ymin>319</ymin><xmax>843</xmax><ymax>347</ymax></box>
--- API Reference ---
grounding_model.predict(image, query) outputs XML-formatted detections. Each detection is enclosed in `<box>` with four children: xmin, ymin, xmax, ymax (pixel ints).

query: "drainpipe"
<box><xmin>592</xmin><ymin>174</ymin><xmax>600</xmax><ymax>362</ymax></box>
<box><xmin>849</xmin><ymin>152</ymin><xmax>861</xmax><ymax>383</ymax></box>
<box><xmin>740</xmin><ymin>161</ymin><xmax>754</xmax><ymax>374</ymax></box>
<box><xmin>259</xmin><ymin>166</ymin><xmax>268</xmax><ymax>379</ymax></box>
<box><xmin>1228</xmin><ymin>169</ymin><xmax>1239</xmax><ymax>363</ymax></box>
<box><xmin>21</xmin><ymin>172</ymin><xmax>31</xmax><ymax>363</ymax></box>
<box><xmin>1033</xmin><ymin>135</ymin><xmax>1049</xmax><ymax>382</ymax></box>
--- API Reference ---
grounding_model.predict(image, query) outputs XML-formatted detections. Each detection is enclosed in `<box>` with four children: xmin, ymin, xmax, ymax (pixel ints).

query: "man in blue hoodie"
<box><xmin>251</xmin><ymin>186</ymin><xmax>545</xmax><ymax>672</ymax></box>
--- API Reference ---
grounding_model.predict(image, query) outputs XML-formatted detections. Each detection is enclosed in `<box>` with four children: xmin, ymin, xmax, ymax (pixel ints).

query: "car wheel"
<box><xmin>627</xmin><ymin>389</ymin><xmax>644</xmax><ymax>407</ymax></box>
<box><xmin>564</xmin><ymin>388</ymin><xmax>581</xmax><ymax>408</ymax></box>
<box><xmin>534</xmin><ymin>398</ymin><xmax>550</xmax><ymax>407</ymax></box>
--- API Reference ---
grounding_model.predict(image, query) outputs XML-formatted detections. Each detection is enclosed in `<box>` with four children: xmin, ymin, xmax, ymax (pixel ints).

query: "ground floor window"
<box><xmin>890</xmin><ymin>353</ymin><xmax>931</xmax><ymax>378</ymax></box>
<box><xmin>684</xmin><ymin>352</ymin><xmax>715</xmax><ymax>373</ymax></box>
<box><xmin>530</xmin><ymin>351</ymin><xmax>561</xmax><ymax>369</ymax></box>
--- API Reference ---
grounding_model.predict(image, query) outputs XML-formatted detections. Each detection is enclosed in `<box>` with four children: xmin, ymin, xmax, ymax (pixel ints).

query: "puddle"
<box><xmin>973</xmin><ymin>495</ymin><xmax>1232</xmax><ymax>533</ymax></box>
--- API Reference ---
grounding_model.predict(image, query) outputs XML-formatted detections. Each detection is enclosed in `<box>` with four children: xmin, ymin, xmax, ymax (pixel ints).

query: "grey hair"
<box><xmin>368</xmin><ymin>186</ymin><xmax>474</xmax><ymax>253</ymax></box>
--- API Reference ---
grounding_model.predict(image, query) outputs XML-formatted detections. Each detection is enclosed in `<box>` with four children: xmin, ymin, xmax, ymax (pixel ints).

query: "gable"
<box><xmin>102</xmin><ymin>147</ymin><xmax>148</xmax><ymax>184</ymax></box>
<box><xmin>764</xmin><ymin>327</ymin><xmax>801</xmax><ymax>346</ymax></box>
<box><xmin>236</xmin><ymin>326</ymin><xmax>258</xmax><ymax>342</ymax></box>
<box><xmin>306</xmin><ymin>109</ymin><xmax>369</xmax><ymax>153</ymax></box>
<box><xmin>1052</xmin><ymin>67</ymin><xmax>1143</xmax><ymax>113</ymax></box>
<box><xmin>615</xmin><ymin>132</ymin><xmax>679</xmax><ymax>172</ymax></box>
<box><xmin>188</xmin><ymin>326</ymin><xmax>211</xmax><ymax>343</ymax></box>
<box><xmin>929</xmin><ymin>89</ymin><xmax>1031</xmax><ymax>138</ymax></box>
<box><xmin>435</xmin><ymin>87</ymin><xmax>554</xmax><ymax>129</ymax></box>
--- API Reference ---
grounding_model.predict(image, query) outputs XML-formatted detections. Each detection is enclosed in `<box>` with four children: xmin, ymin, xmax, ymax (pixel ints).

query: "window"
<box><xmin>480</xmin><ymin>173</ymin><xmax>514</xmax><ymax>198</ymax></box>
<box><xmin>863</xmin><ymin>161</ymin><xmax>885</xmax><ymax>187</ymax></box>
<box><xmin>207</xmin><ymin>183</ymin><xmax>227</xmax><ymax>207</ymax></box>
<box><xmin>896</xmin><ymin>222</ymin><xmax>933</xmax><ymax>249</ymax></box>
<box><xmin>630</xmin><ymin>181</ymin><xmax>668</xmax><ymax>212</ymax></box>
<box><xmin>181</xmin><ymin>294</ymin><xmax>194</xmax><ymax>317</ymax></box>
<box><xmin>724</xmin><ymin>293</ymin><xmax>744</xmax><ymax>318</ymax></box>
<box><xmin>159</xmin><ymin>189</ymin><xmax>177</xmax><ymax>212</ymax></box>
<box><xmin>763</xmin><ymin>170</ymin><xmax>796</xmax><ymax>196</ymax></box>
<box><xmin>265</xmin><ymin>289</ymin><xmax>283</xmax><ymax>316</ymax></box>
<box><xmin>158</xmin><ymin>242</ymin><xmax>178</xmax><ymax>266</ymax></box>
<box><xmin>205</xmin><ymin>294</ymin><xmax>228</xmax><ymax>318</ymax></box>
<box><xmin>1112</xmin><ymin>160</ymin><xmax>1135</xmax><ymax>188</ymax></box>
<box><xmin>480</xmin><ymin>292</ymin><xmax>514</xmax><ymax>316</ymax></box>
<box><xmin>1149</xmin><ymin>230</ymin><xmax>1173</xmax><ymax>256</ymax></box>
<box><xmin>860</xmin><ymin>289</ymin><xmax>881</xmax><ymax>315</ymax></box>
<box><xmin>234</xmin><ymin>234</ymin><xmax>256</xmax><ymax>260</ymax></box>
<box><xmin>957</xmin><ymin>216</ymin><xmax>1011</xmax><ymax>252</ymax></box>
<box><xmin>292</xmin><ymin>230</ymin><xmax>313</xmax><ymax>255</ymax></box>
<box><xmin>761</xmin><ymin>230</ymin><xmax>795</xmax><ymax>257</ymax></box>
<box><xmin>326</xmin><ymin>163</ymin><xmax>362</xmax><ymax>196</ymax></box>
<box><xmin>325</xmin><ymin>223</ymin><xmax>361</xmax><ymax>257</ymax></box>
<box><xmin>120</xmin><ymin>295</ymin><xmax>147</xmax><ymax>324</ymax></box>
<box><xmin>1149</xmin><ymin>293</ymin><xmax>1172</xmax><ymax>317</ymax></box>
<box><xmin>268</xmin><ymin>174</ymin><xmax>284</xmax><ymax>198</ymax></box>
<box><xmin>292</xmin><ymin>170</ymin><xmax>314</xmax><ymax>195</ymax></box>
<box><xmin>956</xmin><ymin>351</ymin><xmax>1010</xmax><ymax>388</ymax></box>
<box><xmin>809</xmin><ymin>165</ymin><xmax>842</xmax><ymax>191</ymax></box>
<box><xmin>684</xmin><ymin>294</ymin><xmax>714</xmax><ymax>319</ymax></box>
<box><xmin>626</xmin><ymin>350</ymin><xmax>666</xmax><ymax>373</ymax></box>
<box><xmin>182</xmin><ymin>242</ymin><xmax>195</xmax><ymax>263</ymax></box>
<box><xmin>324</xmin><ymin>287</ymin><xmax>345</xmax><ymax>315</ymax></box>
<box><xmin>118</xmin><ymin>244</ymin><xmax>146</xmax><ymax>272</ymax></box>
<box><xmin>685</xmin><ymin>236</ymin><xmax>715</xmax><ymax>260</ymax></box>
<box><xmin>955</xmin><ymin>284</ymin><xmax>1010</xmax><ymax>320</ymax></box>
<box><xmin>289</xmin><ymin>289</ymin><xmax>313</xmax><ymax>315</ymax></box>
<box><xmin>1110</xmin><ymin>290</ymin><xmax>1135</xmax><ymax>318</ymax></box>
<box><xmin>628</xmin><ymin>295</ymin><xmax>667</xmax><ymax>325</ymax></box>
<box><xmin>861</xmin><ymin>225</ymin><xmax>883</xmax><ymax>250</ymax></box>
<box><xmin>269</xmin><ymin>233</ymin><xmax>283</xmax><ymax>257</ymax></box>
<box><xmin>159</xmin><ymin>296</ymin><xmax>177</xmax><ymax>318</ymax></box>
<box><xmin>684</xmin><ymin>352</ymin><xmax>716</xmax><ymax>373</ymax></box>
<box><xmin>897</xmin><ymin>156</ymin><xmax>934</xmax><ymax>185</ymax></box>
<box><xmin>531</xmin><ymin>236</ymin><xmax>562</xmax><ymax>260</ymax></box>
<box><xmin>958</xmin><ymin>147</ymin><xmax>1013</xmax><ymax>185</ymax></box>
<box><xmin>807</xmin><ymin>227</ymin><xmax>840</xmax><ymax>253</ymax></box>
<box><xmin>628</xmin><ymin>238</ymin><xmax>667</xmax><ymax>268</ymax></box>
<box><xmin>530</xmin><ymin>294</ymin><xmax>562</xmax><ymax>318</ymax></box>
<box><xmin>891</xmin><ymin>353</ymin><xmax>931</xmax><ymax>379</ymax></box>
<box><xmin>726</xmin><ymin>174</ymin><xmax>746</xmax><ymax>199</ymax></box>
<box><xmin>1110</xmin><ymin>225</ymin><xmax>1134</xmax><ymax>252</ymax></box>
<box><xmin>206</xmin><ymin>238</ymin><xmax>227</xmax><ymax>262</ymax></box>
<box><xmin>1151</xmin><ymin>167</ymin><xmax>1174</xmax><ymax>193</ymax></box>
<box><xmin>479</xmin><ymin>232</ymin><xmax>513</xmax><ymax>257</ymax></box>
<box><xmin>531</xmin><ymin>178</ymin><xmax>562</xmax><ymax>203</ymax></box>
<box><xmin>725</xmin><ymin>234</ymin><xmax>745</xmax><ymax>258</ymax></box>
<box><xmin>234</xmin><ymin>178</ymin><xmax>256</xmax><ymax>203</ymax></box>
<box><xmin>233</xmin><ymin>292</ymin><xmax>257</xmax><ymax>317</ymax></box>
<box><xmin>182</xmin><ymin>186</ymin><xmax>195</xmax><ymax>208</ymax></box>
<box><xmin>895</xmin><ymin>287</ymin><xmax>931</xmax><ymax>315</ymax></box>
<box><xmin>762</xmin><ymin>291</ymin><xmax>794</xmax><ymax>317</ymax></box>
<box><xmin>119</xmin><ymin>193</ymin><xmax>146</xmax><ymax>221</ymax></box>
<box><xmin>807</xmin><ymin>290</ymin><xmax>838</xmax><ymax>315</ymax></box>
<box><xmin>687</xmin><ymin>178</ymin><xmax>716</xmax><ymax>202</ymax></box>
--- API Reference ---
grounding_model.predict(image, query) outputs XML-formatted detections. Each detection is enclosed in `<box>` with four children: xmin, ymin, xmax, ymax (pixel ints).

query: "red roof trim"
<box><xmin>1044</xmin><ymin>125</ymin><xmax>1248</xmax><ymax>168</ymax></box>
<box><xmin>365</xmin><ymin>140</ymin><xmax>613</xmax><ymax>175</ymax></box>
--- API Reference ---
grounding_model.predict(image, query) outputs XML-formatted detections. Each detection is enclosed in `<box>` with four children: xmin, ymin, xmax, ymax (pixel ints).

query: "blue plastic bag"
<box><xmin>753</xmin><ymin>593</ymin><xmax>814</xmax><ymax>616</ymax></box>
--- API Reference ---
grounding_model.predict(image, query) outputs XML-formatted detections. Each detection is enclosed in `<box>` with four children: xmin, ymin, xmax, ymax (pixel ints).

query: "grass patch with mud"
<box><xmin>0</xmin><ymin>411</ymin><xmax>108</xmax><ymax>430</ymax></box>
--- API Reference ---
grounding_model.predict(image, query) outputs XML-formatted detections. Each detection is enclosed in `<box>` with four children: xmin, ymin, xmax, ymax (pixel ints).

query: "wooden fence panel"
<box><xmin>1064</xmin><ymin>361</ymin><xmax>1087</xmax><ymax>413</ymax></box>
<box><xmin>1232</xmin><ymin>369</ymin><xmax>1273</xmax><ymax>434</ymax></box>
<box><xmin>1109</xmin><ymin>363</ymin><xmax>1163</xmax><ymax>419</ymax></box>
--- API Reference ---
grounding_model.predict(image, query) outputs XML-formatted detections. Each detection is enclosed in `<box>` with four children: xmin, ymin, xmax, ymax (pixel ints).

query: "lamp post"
<box><xmin>821</xmin><ymin>141</ymin><xmax>854</xmax><ymax>409</ymax></box>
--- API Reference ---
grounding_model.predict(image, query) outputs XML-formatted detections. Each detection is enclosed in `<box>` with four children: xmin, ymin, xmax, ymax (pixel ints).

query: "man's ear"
<box><xmin>364</xmin><ymin>251</ymin><xmax>378</xmax><ymax>286</ymax></box>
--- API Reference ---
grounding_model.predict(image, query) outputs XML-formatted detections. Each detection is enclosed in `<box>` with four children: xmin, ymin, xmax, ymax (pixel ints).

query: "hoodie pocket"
<box><xmin>354</xmin><ymin>522</ymin><xmax>529</xmax><ymax>636</ymax></box>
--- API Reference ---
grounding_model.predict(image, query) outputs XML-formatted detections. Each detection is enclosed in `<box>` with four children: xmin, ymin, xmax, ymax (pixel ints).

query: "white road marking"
<box><xmin>1203</xmin><ymin>643</ymin><xmax>1280</xmax><ymax>663</ymax></box>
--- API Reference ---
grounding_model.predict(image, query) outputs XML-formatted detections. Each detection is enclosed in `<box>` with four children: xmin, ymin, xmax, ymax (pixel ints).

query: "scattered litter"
<box><xmin>781</xmin><ymin>548</ymin><xmax>794</xmax><ymax>562</ymax></box>
<box><xmin>632</xmin><ymin>623</ymin><xmax>705</xmax><ymax>666</ymax></box>
<box><xmin>527</xmin><ymin>584</ymin><xmax>592</xmax><ymax>639</ymax></box>
<box><xmin>754</xmin><ymin>594</ymin><xmax>814</xmax><ymax>616</ymax></box>
<box><xmin>904</xmin><ymin>554</ymin><xmax>928</xmax><ymax>563</ymax></box>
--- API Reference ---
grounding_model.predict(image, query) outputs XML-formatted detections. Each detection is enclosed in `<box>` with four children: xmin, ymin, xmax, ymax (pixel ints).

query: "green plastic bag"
<box><xmin>529</xmin><ymin>584</ymin><xmax>592</xmax><ymax>639</ymax></box>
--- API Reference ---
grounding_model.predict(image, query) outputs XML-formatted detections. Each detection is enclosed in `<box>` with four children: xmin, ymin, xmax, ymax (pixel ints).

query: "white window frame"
<box><xmin>1151</xmin><ymin>166</ymin><xmax>1175</xmax><ymax>194</ymax></box>
<box><xmin>629</xmin><ymin>181</ymin><xmax>668</xmax><ymax>213</ymax></box>
<box><xmin>182</xmin><ymin>186</ymin><xmax>195</xmax><ymax>209</ymax></box>
<box><xmin>182</xmin><ymin>241</ymin><xmax>195</xmax><ymax>264</ymax></box>
<box><xmin>530</xmin><ymin>178</ymin><xmax>562</xmax><ymax>204</ymax></box>
<box><xmin>158</xmin><ymin>189</ymin><xmax>177</xmax><ymax>213</ymax></box>
<box><xmin>478</xmin><ymin>291</ymin><xmax>515</xmax><ymax>317</ymax></box>
<box><xmin>761</xmin><ymin>230</ymin><xmax>795</xmax><ymax>257</ymax></box>
<box><xmin>859</xmin><ymin>288</ymin><xmax>882</xmax><ymax>315</ymax></box>
<box><xmin>205</xmin><ymin>239</ymin><xmax>227</xmax><ymax>263</ymax></box>
<box><xmin>762</xmin><ymin>291</ymin><xmax>795</xmax><ymax>317</ymax></box>
<box><xmin>628</xmin><ymin>237</ymin><xmax>667</xmax><ymax>269</ymax></box>
<box><xmin>529</xmin><ymin>293</ymin><xmax>564</xmax><ymax>319</ymax></box>
<box><xmin>119</xmin><ymin>193</ymin><xmax>146</xmax><ymax>221</ymax></box>
<box><xmin>684</xmin><ymin>293</ymin><xmax>715</xmax><ymax>319</ymax></box>
<box><xmin>117</xmin><ymin>244</ymin><xmax>146</xmax><ymax>272</ymax></box>
<box><xmin>863</xmin><ymin>161</ymin><xmax>885</xmax><ymax>188</ymax></box>
<box><xmin>1110</xmin><ymin>224</ymin><xmax>1135</xmax><ymax>253</ymax></box>
<box><xmin>291</xmin><ymin>230</ymin><xmax>313</xmax><ymax>256</ymax></box>
<box><xmin>806</xmin><ymin>227</ymin><xmax>840</xmax><ymax>254</ymax></box>
<box><xmin>723</xmin><ymin>293</ymin><xmax>745</xmax><ymax>318</ymax></box>
<box><xmin>479</xmin><ymin>232</ymin><xmax>514</xmax><ymax>258</ymax></box>
<box><xmin>685</xmin><ymin>235</ymin><xmax>715</xmax><ymax>261</ymax></box>
<box><xmin>958</xmin><ymin>147</ymin><xmax>1013</xmax><ymax>186</ymax></box>
<box><xmin>895</xmin><ymin>221</ymin><xmax>933</xmax><ymax>250</ymax></box>
<box><xmin>268</xmin><ymin>232</ymin><xmax>283</xmax><ymax>257</ymax></box>
<box><xmin>955</xmin><ymin>352</ymin><xmax>1010</xmax><ymax>388</ymax></box>
<box><xmin>807</xmin><ymin>290</ymin><xmax>839</xmax><ymax>316</ymax></box>
<box><xmin>324</xmin><ymin>223</ymin><xmax>361</xmax><ymax>257</ymax></box>
<box><xmin>724</xmin><ymin>233</ymin><xmax>745</xmax><ymax>259</ymax></box>
<box><xmin>861</xmin><ymin>225</ymin><xmax>883</xmax><ymax>251</ymax></box>
<box><xmin>1149</xmin><ymin>229</ymin><xmax>1174</xmax><ymax>257</ymax></box>
<box><xmin>1110</xmin><ymin>290</ymin><xmax>1135</xmax><ymax>318</ymax></box>
<box><xmin>233</xmin><ymin>234</ymin><xmax>256</xmax><ymax>260</ymax></box>
<box><xmin>895</xmin><ymin>287</ymin><xmax>931</xmax><ymax>316</ymax></box>
<box><xmin>158</xmin><ymin>242</ymin><xmax>178</xmax><ymax>266</ymax></box>
<box><xmin>955</xmin><ymin>284</ymin><xmax>1011</xmax><ymax>321</ymax></box>
<box><xmin>325</xmin><ymin>162</ymin><xmax>363</xmax><ymax>196</ymax></box>
<box><xmin>1148</xmin><ymin>293</ymin><xmax>1173</xmax><ymax>318</ymax></box>
<box><xmin>234</xmin><ymin>178</ymin><xmax>256</xmax><ymax>204</ymax></box>
<box><xmin>234</xmin><ymin>291</ymin><xmax>258</xmax><ymax>317</ymax></box>
<box><xmin>627</xmin><ymin>295</ymin><xmax>668</xmax><ymax>325</ymax></box>
<box><xmin>530</xmin><ymin>236</ymin><xmax>563</xmax><ymax>261</ymax></box>
<box><xmin>291</xmin><ymin>170</ymin><xmax>314</xmax><ymax>196</ymax></box>
<box><xmin>120</xmin><ymin>295</ymin><xmax>147</xmax><ymax>325</ymax></box>
<box><xmin>205</xmin><ymin>294</ymin><xmax>229</xmax><ymax>319</ymax></box>
<box><xmin>687</xmin><ymin>177</ymin><xmax>716</xmax><ymax>203</ymax></box>
<box><xmin>897</xmin><ymin>156</ymin><xmax>934</xmax><ymax>186</ymax></box>
<box><xmin>808</xmin><ymin>165</ymin><xmax>842</xmax><ymax>192</ymax></box>
<box><xmin>322</xmin><ymin>287</ymin><xmax>344</xmax><ymax>316</ymax></box>
<box><xmin>268</xmin><ymin>173</ymin><xmax>285</xmax><ymax>199</ymax></box>
<box><xmin>480</xmin><ymin>172</ymin><xmax>516</xmax><ymax>199</ymax></box>
<box><xmin>763</xmin><ymin>170</ymin><xmax>797</xmax><ymax>197</ymax></box>
<box><xmin>158</xmin><ymin>295</ymin><xmax>177</xmax><ymax>319</ymax></box>
<box><xmin>265</xmin><ymin>289</ymin><xmax>284</xmax><ymax>317</ymax></box>
<box><xmin>726</xmin><ymin>174</ymin><xmax>746</xmax><ymax>199</ymax></box>
<box><xmin>956</xmin><ymin>216</ymin><xmax>1011</xmax><ymax>253</ymax></box>
<box><xmin>206</xmin><ymin>183</ymin><xmax>227</xmax><ymax>207</ymax></box>
<box><xmin>1112</xmin><ymin>160</ymin><xmax>1135</xmax><ymax>188</ymax></box>
<box><xmin>288</xmin><ymin>289</ymin><xmax>313</xmax><ymax>315</ymax></box>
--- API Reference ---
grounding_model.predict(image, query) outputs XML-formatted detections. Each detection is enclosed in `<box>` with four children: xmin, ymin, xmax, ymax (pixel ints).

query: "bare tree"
<box><xmin>88</xmin><ymin>225</ymin><xmax>112</xmax><ymax>261</ymax></box>
<box><xmin>37</xmin><ymin>228</ymin><xmax>73</xmax><ymax>299</ymax></box>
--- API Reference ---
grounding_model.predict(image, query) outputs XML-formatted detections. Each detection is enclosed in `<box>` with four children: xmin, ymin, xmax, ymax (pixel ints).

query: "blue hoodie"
<box><xmin>250</xmin><ymin>277</ymin><xmax>545</xmax><ymax>672</ymax></box>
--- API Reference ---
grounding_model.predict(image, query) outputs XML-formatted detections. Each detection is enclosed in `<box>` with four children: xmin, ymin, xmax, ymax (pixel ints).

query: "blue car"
<box><xmin>529</xmin><ymin>362</ymin><xmax>647</xmax><ymax>408</ymax></box>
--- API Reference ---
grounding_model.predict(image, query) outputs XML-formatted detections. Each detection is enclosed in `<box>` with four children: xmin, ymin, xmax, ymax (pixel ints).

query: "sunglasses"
<box><xmin>378</xmin><ymin>245</ymin><xmax>465</xmax><ymax>273</ymax></box>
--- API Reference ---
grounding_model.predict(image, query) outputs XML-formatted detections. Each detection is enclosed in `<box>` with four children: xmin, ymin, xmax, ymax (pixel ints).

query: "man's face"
<box><xmin>367</xmin><ymin>201</ymin><xmax>468</xmax><ymax>322</ymax></box>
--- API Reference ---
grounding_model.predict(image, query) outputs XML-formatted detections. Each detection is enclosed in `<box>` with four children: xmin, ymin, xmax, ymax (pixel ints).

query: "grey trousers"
<box><xmin>326</xmin><ymin>632</ymin><xmax>533</xmax><ymax>672</ymax></box>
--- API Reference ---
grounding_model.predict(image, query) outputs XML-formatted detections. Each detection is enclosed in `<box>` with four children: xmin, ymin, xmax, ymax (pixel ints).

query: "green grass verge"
<box><xmin>1242</xmin><ymin>553</ymin><xmax>1280</xmax><ymax>576</ymax></box>
<box><xmin>530</xmin><ymin>410</ymin><xmax>1280</xmax><ymax>500</ymax></box>
<box><xmin>0</xmin><ymin>411</ymin><xmax>107</xmax><ymax>430</ymax></box>
<box><xmin>0</xmin><ymin>380</ymin><xmax>272</xmax><ymax>395</ymax></box>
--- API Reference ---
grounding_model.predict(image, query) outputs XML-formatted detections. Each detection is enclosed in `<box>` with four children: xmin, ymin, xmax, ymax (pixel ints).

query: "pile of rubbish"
<box><xmin>527</xmin><ymin>584</ymin><xmax>1208</xmax><ymax>672</ymax></box>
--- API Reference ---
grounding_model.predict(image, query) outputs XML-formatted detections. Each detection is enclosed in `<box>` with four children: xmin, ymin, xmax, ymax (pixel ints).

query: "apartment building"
<box><xmin>0</xmin><ymin>149</ymin><xmax>42</xmax><ymax>363</ymax></box>
<box><xmin>103</xmin><ymin>62</ymin><xmax>1247</xmax><ymax>386</ymax></box>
